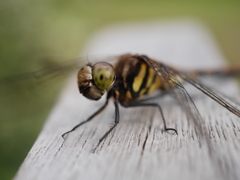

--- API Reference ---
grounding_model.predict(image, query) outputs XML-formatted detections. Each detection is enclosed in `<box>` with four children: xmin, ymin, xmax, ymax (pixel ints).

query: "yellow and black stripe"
<box><xmin>114</xmin><ymin>55</ymin><xmax>164</xmax><ymax>104</ymax></box>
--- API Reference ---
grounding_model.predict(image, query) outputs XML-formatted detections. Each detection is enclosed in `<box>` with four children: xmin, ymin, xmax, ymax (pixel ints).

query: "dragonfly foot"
<box><xmin>165</xmin><ymin>128</ymin><xmax>178</xmax><ymax>135</ymax></box>
<box><xmin>61</xmin><ymin>130</ymin><xmax>74</xmax><ymax>139</ymax></box>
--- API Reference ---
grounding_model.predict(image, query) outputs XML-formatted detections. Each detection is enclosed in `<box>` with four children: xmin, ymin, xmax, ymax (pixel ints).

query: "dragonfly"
<box><xmin>1</xmin><ymin>54</ymin><xmax>239</xmax><ymax>149</ymax></box>
<box><xmin>58</xmin><ymin>54</ymin><xmax>240</xmax><ymax>149</ymax></box>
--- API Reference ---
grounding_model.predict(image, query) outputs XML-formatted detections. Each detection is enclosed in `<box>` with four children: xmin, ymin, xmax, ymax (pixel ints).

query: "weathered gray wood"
<box><xmin>15</xmin><ymin>20</ymin><xmax>240</xmax><ymax>180</ymax></box>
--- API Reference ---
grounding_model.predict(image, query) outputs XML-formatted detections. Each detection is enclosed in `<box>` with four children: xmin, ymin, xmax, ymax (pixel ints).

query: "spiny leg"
<box><xmin>122</xmin><ymin>102</ymin><xmax>178</xmax><ymax>134</ymax></box>
<box><xmin>93</xmin><ymin>100</ymin><xmax>119</xmax><ymax>152</ymax></box>
<box><xmin>62</xmin><ymin>97</ymin><xmax>109</xmax><ymax>139</ymax></box>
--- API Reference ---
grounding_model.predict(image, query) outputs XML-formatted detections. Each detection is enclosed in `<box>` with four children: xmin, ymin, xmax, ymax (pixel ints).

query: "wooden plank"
<box><xmin>14</xmin><ymin>20</ymin><xmax>240</xmax><ymax>180</ymax></box>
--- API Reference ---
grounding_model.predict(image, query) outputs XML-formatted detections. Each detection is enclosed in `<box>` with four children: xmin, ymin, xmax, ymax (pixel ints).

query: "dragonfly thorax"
<box><xmin>77</xmin><ymin>62</ymin><xmax>116</xmax><ymax>100</ymax></box>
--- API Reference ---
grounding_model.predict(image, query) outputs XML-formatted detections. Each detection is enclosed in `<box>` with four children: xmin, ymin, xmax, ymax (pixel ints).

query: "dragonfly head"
<box><xmin>77</xmin><ymin>62</ymin><xmax>116</xmax><ymax>100</ymax></box>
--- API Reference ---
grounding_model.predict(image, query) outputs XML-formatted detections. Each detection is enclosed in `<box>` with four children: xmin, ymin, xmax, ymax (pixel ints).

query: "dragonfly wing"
<box><xmin>140</xmin><ymin>56</ymin><xmax>207</xmax><ymax>136</ymax></box>
<box><xmin>165</xmin><ymin>66</ymin><xmax>240</xmax><ymax>118</ymax></box>
<box><xmin>161</xmin><ymin>66</ymin><xmax>208</xmax><ymax>139</ymax></box>
<box><xmin>0</xmin><ymin>59</ymin><xmax>81</xmax><ymax>84</ymax></box>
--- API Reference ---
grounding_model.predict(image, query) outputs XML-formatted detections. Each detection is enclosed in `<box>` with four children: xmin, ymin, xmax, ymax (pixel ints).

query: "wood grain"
<box><xmin>14</xmin><ymin>20</ymin><xmax>240</xmax><ymax>180</ymax></box>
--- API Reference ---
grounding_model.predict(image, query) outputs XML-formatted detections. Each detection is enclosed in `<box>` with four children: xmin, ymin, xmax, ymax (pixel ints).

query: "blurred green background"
<box><xmin>0</xmin><ymin>0</ymin><xmax>240</xmax><ymax>179</ymax></box>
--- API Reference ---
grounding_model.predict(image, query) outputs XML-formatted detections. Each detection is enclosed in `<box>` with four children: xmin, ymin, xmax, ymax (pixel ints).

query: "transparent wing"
<box><xmin>155</xmin><ymin>59</ymin><xmax>240</xmax><ymax>173</ymax></box>
<box><xmin>167</xmin><ymin>67</ymin><xmax>240</xmax><ymax>117</ymax></box>
<box><xmin>0</xmin><ymin>54</ymin><xmax>119</xmax><ymax>85</ymax></box>
<box><xmin>0</xmin><ymin>58</ymin><xmax>83</xmax><ymax>85</ymax></box>
<box><xmin>142</xmin><ymin>56</ymin><xmax>240</xmax><ymax>118</ymax></box>
<box><xmin>140</xmin><ymin>56</ymin><xmax>209</xmax><ymax>143</ymax></box>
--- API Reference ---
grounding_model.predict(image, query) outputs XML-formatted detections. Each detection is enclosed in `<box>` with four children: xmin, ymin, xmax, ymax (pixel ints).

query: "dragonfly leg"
<box><xmin>62</xmin><ymin>97</ymin><xmax>109</xmax><ymax>139</ymax></box>
<box><xmin>93</xmin><ymin>100</ymin><xmax>119</xmax><ymax>152</ymax></box>
<box><xmin>122</xmin><ymin>102</ymin><xmax>178</xmax><ymax>135</ymax></box>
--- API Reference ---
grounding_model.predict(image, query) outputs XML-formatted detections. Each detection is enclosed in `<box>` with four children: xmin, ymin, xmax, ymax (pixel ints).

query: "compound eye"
<box><xmin>92</xmin><ymin>62</ymin><xmax>116</xmax><ymax>90</ymax></box>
